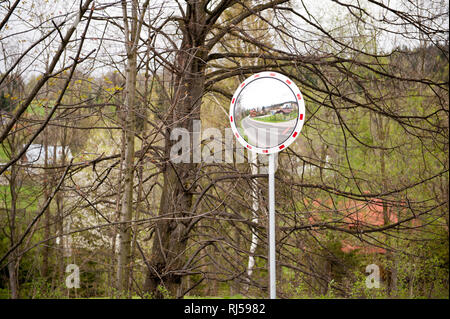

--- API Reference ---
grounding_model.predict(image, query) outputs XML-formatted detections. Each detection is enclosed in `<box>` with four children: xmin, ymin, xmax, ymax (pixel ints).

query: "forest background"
<box><xmin>0</xmin><ymin>0</ymin><xmax>448</xmax><ymax>299</ymax></box>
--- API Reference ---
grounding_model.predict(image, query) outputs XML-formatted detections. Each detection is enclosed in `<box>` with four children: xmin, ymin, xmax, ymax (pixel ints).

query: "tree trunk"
<box><xmin>372</xmin><ymin>113</ymin><xmax>397</xmax><ymax>295</ymax></box>
<box><xmin>246</xmin><ymin>151</ymin><xmax>259</xmax><ymax>293</ymax></box>
<box><xmin>41</xmin><ymin>125</ymin><xmax>51</xmax><ymax>280</ymax></box>
<box><xmin>116</xmin><ymin>42</ymin><xmax>137</xmax><ymax>296</ymax></box>
<box><xmin>116</xmin><ymin>0</ymin><xmax>146</xmax><ymax>296</ymax></box>
<box><xmin>8</xmin><ymin>143</ymin><xmax>20</xmax><ymax>299</ymax></box>
<box><xmin>144</xmin><ymin>34</ymin><xmax>207</xmax><ymax>298</ymax></box>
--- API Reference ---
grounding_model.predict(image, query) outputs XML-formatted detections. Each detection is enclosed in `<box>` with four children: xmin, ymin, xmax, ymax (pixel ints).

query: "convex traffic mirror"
<box><xmin>229</xmin><ymin>71</ymin><xmax>305</xmax><ymax>154</ymax></box>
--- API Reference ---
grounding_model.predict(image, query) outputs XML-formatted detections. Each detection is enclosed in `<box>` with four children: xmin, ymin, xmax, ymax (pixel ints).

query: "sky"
<box><xmin>236</xmin><ymin>78</ymin><xmax>296</xmax><ymax>111</ymax></box>
<box><xmin>1</xmin><ymin>0</ymin><xmax>447</xmax><ymax>80</ymax></box>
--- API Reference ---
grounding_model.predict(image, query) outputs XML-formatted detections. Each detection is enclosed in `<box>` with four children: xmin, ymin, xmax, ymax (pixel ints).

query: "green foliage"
<box><xmin>0</xmin><ymin>92</ymin><xmax>12</xmax><ymax>112</ymax></box>
<box><xmin>154</xmin><ymin>285</ymin><xmax>172</xmax><ymax>299</ymax></box>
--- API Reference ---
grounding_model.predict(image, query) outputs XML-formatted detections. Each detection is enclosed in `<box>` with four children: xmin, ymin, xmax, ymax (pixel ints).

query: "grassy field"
<box><xmin>237</xmin><ymin>118</ymin><xmax>248</xmax><ymax>142</ymax></box>
<box><xmin>252</xmin><ymin>112</ymin><xmax>297</xmax><ymax>123</ymax></box>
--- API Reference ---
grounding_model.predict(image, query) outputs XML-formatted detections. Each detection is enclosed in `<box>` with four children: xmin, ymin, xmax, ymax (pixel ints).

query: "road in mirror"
<box><xmin>234</xmin><ymin>77</ymin><xmax>298</xmax><ymax>148</ymax></box>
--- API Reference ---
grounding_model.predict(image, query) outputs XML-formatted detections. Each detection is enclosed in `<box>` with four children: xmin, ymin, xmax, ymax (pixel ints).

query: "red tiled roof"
<box><xmin>342</xmin><ymin>198</ymin><xmax>398</xmax><ymax>228</ymax></box>
<box><xmin>340</xmin><ymin>241</ymin><xmax>387</xmax><ymax>254</ymax></box>
<box><xmin>303</xmin><ymin>197</ymin><xmax>411</xmax><ymax>255</ymax></box>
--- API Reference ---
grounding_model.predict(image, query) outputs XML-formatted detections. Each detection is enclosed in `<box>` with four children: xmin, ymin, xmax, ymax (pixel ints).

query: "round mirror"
<box><xmin>229</xmin><ymin>72</ymin><xmax>305</xmax><ymax>154</ymax></box>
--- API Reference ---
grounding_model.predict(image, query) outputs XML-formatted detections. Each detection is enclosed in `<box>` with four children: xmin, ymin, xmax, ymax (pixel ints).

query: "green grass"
<box><xmin>252</xmin><ymin>111</ymin><xmax>298</xmax><ymax>123</ymax></box>
<box><xmin>0</xmin><ymin>144</ymin><xmax>10</xmax><ymax>161</ymax></box>
<box><xmin>28</xmin><ymin>100</ymin><xmax>51</xmax><ymax>117</ymax></box>
<box><xmin>0</xmin><ymin>184</ymin><xmax>40</xmax><ymax>211</ymax></box>
<box><xmin>237</xmin><ymin>118</ymin><xmax>248</xmax><ymax>142</ymax></box>
<box><xmin>0</xmin><ymin>288</ymin><xmax>9</xmax><ymax>299</ymax></box>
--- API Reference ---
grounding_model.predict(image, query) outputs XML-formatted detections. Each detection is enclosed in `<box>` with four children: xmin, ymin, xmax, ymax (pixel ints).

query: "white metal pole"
<box><xmin>268</xmin><ymin>153</ymin><xmax>276</xmax><ymax>299</ymax></box>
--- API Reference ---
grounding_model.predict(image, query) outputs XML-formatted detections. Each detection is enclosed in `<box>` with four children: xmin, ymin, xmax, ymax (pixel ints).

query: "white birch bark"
<box><xmin>246</xmin><ymin>151</ymin><xmax>259</xmax><ymax>287</ymax></box>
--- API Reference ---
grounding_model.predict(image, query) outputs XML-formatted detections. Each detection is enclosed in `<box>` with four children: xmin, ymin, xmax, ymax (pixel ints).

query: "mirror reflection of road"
<box><xmin>240</xmin><ymin>115</ymin><xmax>297</xmax><ymax>148</ymax></box>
